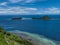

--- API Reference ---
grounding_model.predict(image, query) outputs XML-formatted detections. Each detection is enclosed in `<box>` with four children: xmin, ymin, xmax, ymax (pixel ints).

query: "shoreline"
<box><xmin>9</xmin><ymin>30</ymin><xmax>60</xmax><ymax>45</ymax></box>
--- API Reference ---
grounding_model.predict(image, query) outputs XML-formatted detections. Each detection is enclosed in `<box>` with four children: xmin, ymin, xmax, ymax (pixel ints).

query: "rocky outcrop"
<box><xmin>40</xmin><ymin>16</ymin><xmax>51</xmax><ymax>20</ymax></box>
<box><xmin>12</xmin><ymin>17</ymin><xmax>22</xmax><ymax>20</ymax></box>
<box><xmin>32</xmin><ymin>16</ymin><xmax>51</xmax><ymax>20</ymax></box>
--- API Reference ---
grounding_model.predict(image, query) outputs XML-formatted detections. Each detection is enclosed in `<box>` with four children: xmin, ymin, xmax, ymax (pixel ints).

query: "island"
<box><xmin>0</xmin><ymin>27</ymin><xmax>33</xmax><ymax>45</ymax></box>
<box><xmin>32</xmin><ymin>16</ymin><xmax>51</xmax><ymax>20</ymax></box>
<box><xmin>40</xmin><ymin>16</ymin><xmax>51</xmax><ymax>20</ymax></box>
<box><xmin>12</xmin><ymin>17</ymin><xmax>22</xmax><ymax>20</ymax></box>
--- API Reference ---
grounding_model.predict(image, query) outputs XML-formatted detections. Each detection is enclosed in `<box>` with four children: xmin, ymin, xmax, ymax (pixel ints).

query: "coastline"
<box><xmin>9</xmin><ymin>30</ymin><xmax>60</xmax><ymax>45</ymax></box>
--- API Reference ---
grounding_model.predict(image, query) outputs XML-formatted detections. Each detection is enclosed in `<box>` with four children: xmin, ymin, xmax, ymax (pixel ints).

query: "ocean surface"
<box><xmin>0</xmin><ymin>15</ymin><xmax>60</xmax><ymax>41</ymax></box>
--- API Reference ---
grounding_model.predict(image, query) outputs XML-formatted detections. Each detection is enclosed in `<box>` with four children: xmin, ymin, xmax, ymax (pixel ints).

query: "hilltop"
<box><xmin>0</xmin><ymin>27</ymin><xmax>33</xmax><ymax>45</ymax></box>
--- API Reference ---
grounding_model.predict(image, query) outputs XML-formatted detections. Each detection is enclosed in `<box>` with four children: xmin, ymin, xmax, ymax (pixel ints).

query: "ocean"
<box><xmin>0</xmin><ymin>15</ymin><xmax>60</xmax><ymax>41</ymax></box>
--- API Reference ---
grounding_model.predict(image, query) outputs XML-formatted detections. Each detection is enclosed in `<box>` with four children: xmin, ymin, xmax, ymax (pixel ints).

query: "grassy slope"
<box><xmin>0</xmin><ymin>28</ymin><xmax>33</xmax><ymax>45</ymax></box>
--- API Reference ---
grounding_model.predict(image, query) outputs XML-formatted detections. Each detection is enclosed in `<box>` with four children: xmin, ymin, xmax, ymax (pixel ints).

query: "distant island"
<box><xmin>11</xmin><ymin>16</ymin><xmax>52</xmax><ymax>20</ymax></box>
<box><xmin>12</xmin><ymin>17</ymin><xmax>22</xmax><ymax>20</ymax></box>
<box><xmin>32</xmin><ymin>16</ymin><xmax>51</xmax><ymax>20</ymax></box>
<box><xmin>0</xmin><ymin>27</ymin><xmax>33</xmax><ymax>45</ymax></box>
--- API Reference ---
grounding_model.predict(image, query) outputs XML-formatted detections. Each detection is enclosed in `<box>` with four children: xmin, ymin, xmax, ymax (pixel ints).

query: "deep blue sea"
<box><xmin>0</xmin><ymin>15</ymin><xmax>60</xmax><ymax>41</ymax></box>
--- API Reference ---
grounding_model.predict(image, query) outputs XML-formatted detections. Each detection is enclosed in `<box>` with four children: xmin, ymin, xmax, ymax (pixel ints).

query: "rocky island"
<box><xmin>40</xmin><ymin>16</ymin><xmax>51</xmax><ymax>20</ymax></box>
<box><xmin>0</xmin><ymin>27</ymin><xmax>33</xmax><ymax>45</ymax></box>
<box><xmin>32</xmin><ymin>16</ymin><xmax>51</xmax><ymax>20</ymax></box>
<box><xmin>12</xmin><ymin>17</ymin><xmax>22</xmax><ymax>20</ymax></box>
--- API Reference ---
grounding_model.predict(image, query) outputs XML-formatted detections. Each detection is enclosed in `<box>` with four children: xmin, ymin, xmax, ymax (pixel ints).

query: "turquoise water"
<box><xmin>0</xmin><ymin>15</ymin><xmax>60</xmax><ymax>41</ymax></box>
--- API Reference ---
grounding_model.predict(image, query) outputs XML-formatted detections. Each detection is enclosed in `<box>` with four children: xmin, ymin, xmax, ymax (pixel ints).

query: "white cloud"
<box><xmin>25</xmin><ymin>8</ymin><xmax>37</xmax><ymax>11</ymax></box>
<box><xmin>9</xmin><ymin>0</ymin><xmax>23</xmax><ymax>3</ymax></box>
<box><xmin>0</xmin><ymin>7</ymin><xmax>38</xmax><ymax>15</ymax></box>
<box><xmin>0</xmin><ymin>2</ymin><xmax>7</xmax><ymax>6</ymax></box>
<box><xmin>0</xmin><ymin>7</ymin><xmax>60</xmax><ymax>15</ymax></box>
<box><xmin>25</xmin><ymin>0</ymin><xmax>35</xmax><ymax>3</ymax></box>
<box><xmin>9</xmin><ymin>0</ymin><xmax>47</xmax><ymax>3</ymax></box>
<box><xmin>37</xmin><ymin>7</ymin><xmax>60</xmax><ymax>14</ymax></box>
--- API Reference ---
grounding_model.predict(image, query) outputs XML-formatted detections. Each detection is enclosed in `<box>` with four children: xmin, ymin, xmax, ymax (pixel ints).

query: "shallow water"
<box><xmin>9</xmin><ymin>30</ymin><xmax>60</xmax><ymax>45</ymax></box>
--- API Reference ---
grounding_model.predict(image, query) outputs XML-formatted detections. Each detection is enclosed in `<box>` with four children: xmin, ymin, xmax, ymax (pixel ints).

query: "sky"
<box><xmin>0</xmin><ymin>0</ymin><xmax>60</xmax><ymax>15</ymax></box>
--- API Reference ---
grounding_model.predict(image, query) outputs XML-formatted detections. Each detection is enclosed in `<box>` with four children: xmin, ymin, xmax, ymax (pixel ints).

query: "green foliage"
<box><xmin>0</xmin><ymin>27</ymin><xmax>33</xmax><ymax>45</ymax></box>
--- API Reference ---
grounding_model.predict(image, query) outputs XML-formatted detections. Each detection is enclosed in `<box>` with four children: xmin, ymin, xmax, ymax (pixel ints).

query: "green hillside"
<box><xmin>0</xmin><ymin>27</ymin><xmax>33</xmax><ymax>45</ymax></box>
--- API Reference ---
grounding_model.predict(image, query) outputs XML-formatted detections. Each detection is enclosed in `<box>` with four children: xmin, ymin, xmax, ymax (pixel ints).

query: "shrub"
<box><xmin>6</xmin><ymin>33</ymin><xmax>11</xmax><ymax>36</ymax></box>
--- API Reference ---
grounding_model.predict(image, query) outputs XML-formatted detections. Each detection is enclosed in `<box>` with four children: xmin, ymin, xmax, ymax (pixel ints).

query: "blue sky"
<box><xmin>0</xmin><ymin>0</ymin><xmax>60</xmax><ymax>15</ymax></box>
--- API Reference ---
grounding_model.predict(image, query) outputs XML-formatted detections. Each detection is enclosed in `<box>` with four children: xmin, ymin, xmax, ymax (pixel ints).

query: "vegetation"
<box><xmin>40</xmin><ymin>16</ymin><xmax>51</xmax><ymax>20</ymax></box>
<box><xmin>32</xmin><ymin>16</ymin><xmax>51</xmax><ymax>20</ymax></box>
<box><xmin>0</xmin><ymin>27</ymin><xmax>33</xmax><ymax>45</ymax></box>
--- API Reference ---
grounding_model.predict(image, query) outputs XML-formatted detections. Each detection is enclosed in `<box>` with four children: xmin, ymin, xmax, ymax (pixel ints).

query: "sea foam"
<box><xmin>9</xmin><ymin>30</ymin><xmax>60</xmax><ymax>45</ymax></box>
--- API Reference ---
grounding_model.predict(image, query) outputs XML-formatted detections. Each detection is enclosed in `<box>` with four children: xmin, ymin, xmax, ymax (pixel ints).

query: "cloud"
<box><xmin>0</xmin><ymin>6</ymin><xmax>38</xmax><ymax>15</ymax></box>
<box><xmin>0</xmin><ymin>7</ymin><xmax>60</xmax><ymax>15</ymax></box>
<box><xmin>0</xmin><ymin>2</ymin><xmax>7</xmax><ymax>6</ymax></box>
<box><xmin>9</xmin><ymin>0</ymin><xmax>47</xmax><ymax>3</ymax></box>
<box><xmin>36</xmin><ymin>7</ymin><xmax>60</xmax><ymax>14</ymax></box>
<box><xmin>24</xmin><ymin>0</ymin><xmax>36</xmax><ymax>3</ymax></box>
<box><xmin>9</xmin><ymin>0</ymin><xmax>23</xmax><ymax>3</ymax></box>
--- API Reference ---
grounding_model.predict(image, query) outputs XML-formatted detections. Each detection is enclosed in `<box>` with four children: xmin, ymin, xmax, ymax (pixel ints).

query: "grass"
<box><xmin>0</xmin><ymin>27</ymin><xmax>33</xmax><ymax>45</ymax></box>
